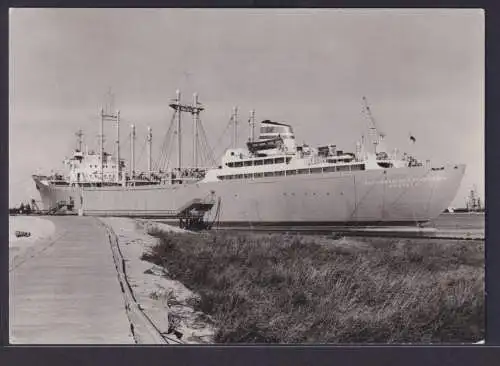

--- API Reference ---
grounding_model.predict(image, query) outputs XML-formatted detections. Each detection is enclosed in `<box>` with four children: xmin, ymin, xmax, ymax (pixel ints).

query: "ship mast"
<box><xmin>232</xmin><ymin>106</ymin><xmax>238</xmax><ymax>149</ymax></box>
<box><xmin>75</xmin><ymin>129</ymin><xmax>84</xmax><ymax>151</ymax></box>
<box><xmin>130</xmin><ymin>124</ymin><xmax>136</xmax><ymax>178</ymax></box>
<box><xmin>249</xmin><ymin>109</ymin><xmax>255</xmax><ymax>142</ymax></box>
<box><xmin>176</xmin><ymin>90</ymin><xmax>182</xmax><ymax>169</ymax></box>
<box><xmin>100</xmin><ymin>108</ymin><xmax>120</xmax><ymax>184</ymax></box>
<box><xmin>193</xmin><ymin>93</ymin><xmax>199</xmax><ymax>168</ymax></box>
<box><xmin>115</xmin><ymin>110</ymin><xmax>120</xmax><ymax>183</ymax></box>
<box><xmin>100</xmin><ymin>108</ymin><xmax>104</xmax><ymax>183</ymax></box>
<box><xmin>147</xmin><ymin>127</ymin><xmax>152</xmax><ymax>178</ymax></box>
<box><xmin>168</xmin><ymin>89</ymin><xmax>205</xmax><ymax>170</ymax></box>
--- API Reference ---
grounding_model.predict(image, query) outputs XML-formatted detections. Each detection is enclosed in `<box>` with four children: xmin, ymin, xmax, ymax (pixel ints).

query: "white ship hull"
<box><xmin>33</xmin><ymin>164</ymin><xmax>465</xmax><ymax>226</ymax></box>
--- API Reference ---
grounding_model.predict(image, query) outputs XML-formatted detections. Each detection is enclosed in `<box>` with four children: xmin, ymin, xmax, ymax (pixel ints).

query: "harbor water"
<box><xmin>431</xmin><ymin>212</ymin><xmax>485</xmax><ymax>239</ymax></box>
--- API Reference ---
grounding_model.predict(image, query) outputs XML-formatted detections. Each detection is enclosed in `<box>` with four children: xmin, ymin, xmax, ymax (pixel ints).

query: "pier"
<box><xmin>9</xmin><ymin>217</ymin><xmax>134</xmax><ymax>344</ymax></box>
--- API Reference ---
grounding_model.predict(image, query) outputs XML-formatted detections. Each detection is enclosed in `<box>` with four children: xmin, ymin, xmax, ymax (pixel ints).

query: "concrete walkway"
<box><xmin>9</xmin><ymin>216</ymin><xmax>134</xmax><ymax>344</ymax></box>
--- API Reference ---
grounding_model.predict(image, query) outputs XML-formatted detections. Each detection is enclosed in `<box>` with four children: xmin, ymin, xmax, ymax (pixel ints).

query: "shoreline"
<box><xmin>100</xmin><ymin>217</ymin><xmax>215</xmax><ymax>344</ymax></box>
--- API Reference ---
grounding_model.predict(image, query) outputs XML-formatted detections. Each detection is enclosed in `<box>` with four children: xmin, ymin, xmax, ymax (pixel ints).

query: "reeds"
<box><xmin>141</xmin><ymin>232</ymin><xmax>484</xmax><ymax>343</ymax></box>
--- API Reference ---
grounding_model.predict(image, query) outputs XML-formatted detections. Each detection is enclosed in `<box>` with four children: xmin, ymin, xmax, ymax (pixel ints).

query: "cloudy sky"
<box><xmin>9</xmin><ymin>8</ymin><xmax>483</xmax><ymax>208</ymax></box>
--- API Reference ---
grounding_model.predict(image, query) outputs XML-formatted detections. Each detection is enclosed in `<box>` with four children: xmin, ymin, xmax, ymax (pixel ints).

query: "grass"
<box><xmin>141</xmin><ymin>231</ymin><xmax>484</xmax><ymax>343</ymax></box>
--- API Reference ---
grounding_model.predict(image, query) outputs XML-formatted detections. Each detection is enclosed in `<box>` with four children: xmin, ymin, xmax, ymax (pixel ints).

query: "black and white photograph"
<box><xmin>9</xmin><ymin>8</ymin><xmax>484</xmax><ymax>344</ymax></box>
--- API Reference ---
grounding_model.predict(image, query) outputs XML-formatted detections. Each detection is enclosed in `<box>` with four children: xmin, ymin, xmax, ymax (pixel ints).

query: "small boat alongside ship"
<box><xmin>32</xmin><ymin>91</ymin><xmax>465</xmax><ymax>228</ymax></box>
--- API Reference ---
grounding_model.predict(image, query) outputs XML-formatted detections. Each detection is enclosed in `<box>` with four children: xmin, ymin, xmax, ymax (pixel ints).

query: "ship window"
<box><xmin>275</xmin><ymin>157</ymin><xmax>285</xmax><ymax>164</ymax></box>
<box><xmin>287</xmin><ymin>170</ymin><xmax>297</xmax><ymax>175</ymax></box>
<box><xmin>254</xmin><ymin>160</ymin><xmax>263</xmax><ymax>166</ymax></box>
<box><xmin>298</xmin><ymin>169</ymin><xmax>309</xmax><ymax>175</ymax></box>
<box><xmin>338</xmin><ymin>165</ymin><xmax>349</xmax><ymax>172</ymax></box>
<box><xmin>261</xmin><ymin>126</ymin><xmax>280</xmax><ymax>134</ymax></box>
<box><xmin>310</xmin><ymin>167</ymin><xmax>322</xmax><ymax>174</ymax></box>
<box><xmin>264</xmin><ymin>171</ymin><xmax>274</xmax><ymax>177</ymax></box>
<box><xmin>351</xmin><ymin>164</ymin><xmax>364</xmax><ymax>171</ymax></box>
<box><xmin>275</xmin><ymin>171</ymin><xmax>285</xmax><ymax>176</ymax></box>
<box><xmin>264</xmin><ymin>159</ymin><xmax>274</xmax><ymax>165</ymax></box>
<box><xmin>244</xmin><ymin>173</ymin><xmax>252</xmax><ymax>179</ymax></box>
<box><xmin>323</xmin><ymin>166</ymin><xmax>336</xmax><ymax>173</ymax></box>
<box><xmin>254</xmin><ymin>172</ymin><xmax>263</xmax><ymax>178</ymax></box>
<box><xmin>286</xmin><ymin>157</ymin><xmax>292</xmax><ymax>163</ymax></box>
<box><xmin>234</xmin><ymin>162</ymin><xmax>243</xmax><ymax>168</ymax></box>
<box><xmin>235</xmin><ymin>174</ymin><xmax>243</xmax><ymax>179</ymax></box>
<box><xmin>244</xmin><ymin>161</ymin><xmax>253</xmax><ymax>166</ymax></box>
<box><xmin>227</xmin><ymin>162</ymin><xmax>235</xmax><ymax>168</ymax></box>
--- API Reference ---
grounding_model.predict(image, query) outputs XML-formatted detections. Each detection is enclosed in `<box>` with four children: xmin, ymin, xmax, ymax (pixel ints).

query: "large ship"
<box><xmin>33</xmin><ymin>91</ymin><xmax>465</xmax><ymax>227</ymax></box>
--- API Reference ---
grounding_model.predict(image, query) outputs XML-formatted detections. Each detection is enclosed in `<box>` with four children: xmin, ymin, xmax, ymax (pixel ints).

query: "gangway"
<box><xmin>42</xmin><ymin>196</ymin><xmax>219</xmax><ymax>230</ymax></box>
<box><xmin>176</xmin><ymin>198</ymin><xmax>216</xmax><ymax>230</ymax></box>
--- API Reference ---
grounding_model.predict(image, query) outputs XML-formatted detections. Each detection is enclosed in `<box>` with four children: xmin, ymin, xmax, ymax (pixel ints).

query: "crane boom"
<box><xmin>362</xmin><ymin>96</ymin><xmax>385</xmax><ymax>138</ymax></box>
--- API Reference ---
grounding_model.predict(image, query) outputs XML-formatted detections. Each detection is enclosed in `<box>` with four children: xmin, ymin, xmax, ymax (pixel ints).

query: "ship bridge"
<box><xmin>249</xmin><ymin>120</ymin><xmax>296</xmax><ymax>155</ymax></box>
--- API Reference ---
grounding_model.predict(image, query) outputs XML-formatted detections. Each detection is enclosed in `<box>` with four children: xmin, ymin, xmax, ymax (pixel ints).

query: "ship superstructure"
<box><xmin>33</xmin><ymin>91</ymin><xmax>466</xmax><ymax>227</ymax></box>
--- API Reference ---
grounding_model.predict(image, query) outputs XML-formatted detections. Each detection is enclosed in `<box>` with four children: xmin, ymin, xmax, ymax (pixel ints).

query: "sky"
<box><xmin>9</xmin><ymin>8</ymin><xmax>484</xmax><ymax>208</ymax></box>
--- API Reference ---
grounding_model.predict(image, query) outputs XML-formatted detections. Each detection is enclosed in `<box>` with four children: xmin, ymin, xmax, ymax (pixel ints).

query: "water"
<box><xmin>431</xmin><ymin>212</ymin><xmax>485</xmax><ymax>239</ymax></box>
<box><xmin>213</xmin><ymin>212</ymin><xmax>485</xmax><ymax>240</ymax></box>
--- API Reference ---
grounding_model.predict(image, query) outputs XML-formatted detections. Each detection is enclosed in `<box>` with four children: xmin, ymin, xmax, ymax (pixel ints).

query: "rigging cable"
<box><xmin>211</xmin><ymin>116</ymin><xmax>234</xmax><ymax>160</ymax></box>
<box><xmin>197</xmin><ymin>119</ymin><xmax>217</xmax><ymax>166</ymax></box>
<box><xmin>135</xmin><ymin>137</ymin><xmax>148</xmax><ymax>169</ymax></box>
<box><xmin>153</xmin><ymin>112</ymin><xmax>177</xmax><ymax>172</ymax></box>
